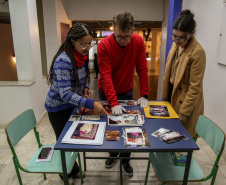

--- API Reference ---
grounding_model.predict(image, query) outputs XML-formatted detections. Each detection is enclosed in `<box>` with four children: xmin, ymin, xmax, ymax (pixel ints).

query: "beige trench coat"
<box><xmin>163</xmin><ymin>36</ymin><xmax>206</xmax><ymax>138</ymax></box>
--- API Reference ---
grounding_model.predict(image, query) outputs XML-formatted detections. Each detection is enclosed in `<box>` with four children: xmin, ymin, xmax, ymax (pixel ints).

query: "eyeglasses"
<box><xmin>76</xmin><ymin>41</ymin><xmax>95</xmax><ymax>49</ymax></box>
<box><xmin>170</xmin><ymin>34</ymin><xmax>188</xmax><ymax>43</ymax></box>
<box><xmin>115</xmin><ymin>35</ymin><xmax>132</xmax><ymax>41</ymax></box>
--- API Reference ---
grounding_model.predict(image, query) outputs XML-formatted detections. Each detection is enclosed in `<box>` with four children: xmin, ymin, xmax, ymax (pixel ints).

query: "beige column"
<box><xmin>150</xmin><ymin>29</ymin><xmax>158</xmax><ymax>71</ymax></box>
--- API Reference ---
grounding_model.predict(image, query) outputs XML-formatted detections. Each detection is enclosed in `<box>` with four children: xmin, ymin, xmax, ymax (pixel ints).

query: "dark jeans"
<box><xmin>98</xmin><ymin>90</ymin><xmax>133</xmax><ymax>163</ymax></box>
<box><xmin>98</xmin><ymin>89</ymin><xmax>133</xmax><ymax>101</ymax></box>
<box><xmin>48</xmin><ymin>108</ymin><xmax>79</xmax><ymax>173</ymax></box>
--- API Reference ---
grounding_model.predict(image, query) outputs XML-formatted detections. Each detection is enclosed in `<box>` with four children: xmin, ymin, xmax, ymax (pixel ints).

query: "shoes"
<box><xmin>105</xmin><ymin>159</ymin><xmax>116</xmax><ymax>168</ymax></box>
<box><xmin>122</xmin><ymin>162</ymin><xmax>133</xmax><ymax>176</ymax></box>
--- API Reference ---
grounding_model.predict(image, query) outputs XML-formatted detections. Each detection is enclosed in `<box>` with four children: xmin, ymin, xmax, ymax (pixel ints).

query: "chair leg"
<box><xmin>77</xmin><ymin>152</ymin><xmax>83</xmax><ymax>183</ymax></box>
<box><xmin>211</xmin><ymin>165</ymin><xmax>219</xmax><ymax>185</ymax></box>
<box><xmin>83</xmin><ymin>152</ymin><xmax>86</xmax><ymax>171</ymax></box>
<box><xmin>43</xmin><ymin>173</ymin><xmax>46</xmax><ymax>180</ymax></box>
<box><xmin>13</xmin><ymin>157</ymin><xmax>23</xmax><ymax>185</ymax></box>
<box><xmin>144</xmin><ymin>156</ymin><xmax>151</xmax><ymax>185</ymax></box>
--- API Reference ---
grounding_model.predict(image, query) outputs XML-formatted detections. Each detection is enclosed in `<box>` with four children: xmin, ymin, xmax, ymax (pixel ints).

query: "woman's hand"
<box><xmin>84</xmin><ymin>88</ymin><xmax>91</xmax><ymax>98</ymax></box>
<box><xmin>93</xmin><ymin>101</ymin><xmax>109</xmax><ymax>115</ymax></box>
<box><xmin>178</xmin><ymin>113</ymin><xmax>187</xmax><ymax>123</ymax></box>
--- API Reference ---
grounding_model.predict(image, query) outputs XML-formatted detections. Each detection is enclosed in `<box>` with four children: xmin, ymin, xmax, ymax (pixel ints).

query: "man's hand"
<box><xmin>111</xmin><ymin>105</ymin><xmax>127</xmax><ymax>115</ymax></box>
<box><xmin>84</xmin><ymin>88</ymin><xmax>91</xmax><ymax>98</ymax></box>
<box><xmin>137</xmin><ymin>97</ymin><xmax>149</xmax><ymax>108</ymax></box>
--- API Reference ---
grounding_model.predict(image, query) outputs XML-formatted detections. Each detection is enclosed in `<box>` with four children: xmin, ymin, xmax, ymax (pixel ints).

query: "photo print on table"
<box><xmin>69</xmin><ymin>115</ymin><xmax>81</xmax><ymax>121</ymax></box>
<box><xmin>108</xmin><ymin>114</ymin><xmax>144</xmax><ymax>126</ymax></box>
<box><xmin>152</xmin><ymin>127</ymin><xmax>188</xmax><ymax>144</ymax></box>
<box><xmin>82</xmin><ymin>115</ymin><xmax>100</xmax><ymax>121</ymax></box>
<box><xmin>150</xmin><ymin>105</ymin><xmax>169</xmax><ymax>117</ymax></box>
<box><xmin>105</xmin><ymin>130</ymin><xmax>120</xmax><ymax>141</ymax></box>
<box><xmin>70</xmin><ymin>123</ymin><xmax>99</xmax><ymax>140</ymax></box>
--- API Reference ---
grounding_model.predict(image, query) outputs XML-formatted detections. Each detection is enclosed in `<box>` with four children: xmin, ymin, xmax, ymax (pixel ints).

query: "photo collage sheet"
<box><xmin>144</xmin><ymin>101</ymin><xmax>188</xmax><ymax>144</ymax></box>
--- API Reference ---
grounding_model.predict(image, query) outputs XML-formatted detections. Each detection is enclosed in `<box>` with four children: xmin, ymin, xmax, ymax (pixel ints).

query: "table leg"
<box><xmin>83</xmin><ymin>152</ymin><xmax>86</xmax><ymax>171</ymax></box>
<box><xmin>182</xmin><ymin>151</ymin><xmax>192</xmax><ymax>185</ymax></box>
<box><xmin>60</xmin><ymin>150</ymin><xmax>68</xmax><ymax>185</ymax></box>
<box><xmin>120</xmin><ymin>158</ymin><xmax>123</xmax><ymax>185</ymax></box>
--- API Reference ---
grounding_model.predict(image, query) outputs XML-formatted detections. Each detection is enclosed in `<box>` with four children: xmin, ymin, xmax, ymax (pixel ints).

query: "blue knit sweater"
<box><xmin>45</xmin><ymin>51</ymin><xmax>94</xmax><ymax>112</ymax></box>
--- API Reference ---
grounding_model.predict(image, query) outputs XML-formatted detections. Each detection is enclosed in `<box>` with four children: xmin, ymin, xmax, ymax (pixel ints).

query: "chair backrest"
<box><xmin>196</xmin><ymin>115</ymin><xmax>225</xmax><ymax>157</ymax></box>
<box><xmin>5</xmin><ymin>109</ymin><xmax>37</xmax><ymax>147</ymax></box>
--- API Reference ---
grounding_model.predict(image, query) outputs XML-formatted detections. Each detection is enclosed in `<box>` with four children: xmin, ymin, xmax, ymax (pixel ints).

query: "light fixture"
<box><xmin>110</xmin><ymin>26</ymin><xmax>113</xmax><ymax>30</ymax></box>
<box><xmin>13</xmin><ymin>54</ymin><xmax>16</xmax><ymax>63</ymax></box>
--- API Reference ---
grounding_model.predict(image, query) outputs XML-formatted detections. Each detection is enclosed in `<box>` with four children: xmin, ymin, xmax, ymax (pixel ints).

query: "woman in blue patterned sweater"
<box><xmin>45</xmin><ymin>23</ymin><xmax>107</xmax><ymax>179</ymax></box>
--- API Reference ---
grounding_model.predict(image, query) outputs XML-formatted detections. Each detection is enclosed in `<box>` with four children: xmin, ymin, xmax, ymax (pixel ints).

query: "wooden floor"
<box><xmin>134</xmin><ymin>60</ymin><xmax>159</xmax><ymax>100</ymax></box>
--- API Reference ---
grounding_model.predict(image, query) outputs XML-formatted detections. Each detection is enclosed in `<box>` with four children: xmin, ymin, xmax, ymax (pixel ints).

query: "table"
<box><xmin>54</xmin><ymin>105</ymin><xmax>199</xmax><ymax>185</ymax></box>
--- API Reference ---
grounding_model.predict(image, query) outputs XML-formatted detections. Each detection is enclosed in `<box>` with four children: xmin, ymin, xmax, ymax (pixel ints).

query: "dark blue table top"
<box><xmin>55</xmin><ymin>106</ymin><xmax>199</xmax><ymax>152</ymax></box>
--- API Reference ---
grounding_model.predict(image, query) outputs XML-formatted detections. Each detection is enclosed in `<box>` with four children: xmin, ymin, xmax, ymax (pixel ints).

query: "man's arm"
<box><xmin>97</xmin><ymin>41</ymin><xmax>119</xmax><ymax>108</ymax></box>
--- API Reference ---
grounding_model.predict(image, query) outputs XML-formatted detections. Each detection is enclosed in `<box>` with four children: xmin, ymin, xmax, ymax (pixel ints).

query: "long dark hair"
<box><xmin>47</xmin><ymin>23</ymin><xmax>93</xmax><ymax>85</ymax></box>
<box><xmin>173</xmin><ymin>9</ymin><xmax>196</xmax><ymax>33</ymax></box>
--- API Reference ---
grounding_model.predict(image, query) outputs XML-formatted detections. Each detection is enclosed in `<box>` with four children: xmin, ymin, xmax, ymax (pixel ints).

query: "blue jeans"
<box><xmin>98</xmin><ymin>90</ymin><xmax>133</xmax><ymax>163</ymax></box>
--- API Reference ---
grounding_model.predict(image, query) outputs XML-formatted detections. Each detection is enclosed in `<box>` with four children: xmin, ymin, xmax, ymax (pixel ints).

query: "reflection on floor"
<box><xmin>0</xmin><ymin>72</ymin><xmax>226</xmax><ymax>185</ymax></box>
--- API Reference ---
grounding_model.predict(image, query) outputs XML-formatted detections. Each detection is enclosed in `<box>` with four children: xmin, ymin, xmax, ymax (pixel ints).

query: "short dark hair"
<box><xmin>113</xmin><ymin>11</ymin><xmax>134</xmax><ymax>32</ymax></box>
<box><xmin>173</xmin><ymin>9</ymin><xmax>196</xmax><ymax>33</ymax></box>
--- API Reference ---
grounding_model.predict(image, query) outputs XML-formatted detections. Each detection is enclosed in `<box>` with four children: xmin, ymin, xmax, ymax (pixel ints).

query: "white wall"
<box><xmin>0</xmin><ymin>1</ymin><xmax>9</xmax><ymax>12</ymax></box>
<box><xmin>43</xmin><ymin>0</ymin><xmax>71</xmax><ymax>71</ymax></box>
<box><xmin>61</xmin><ymin>0</ymin><xmax>163</xmax><ymax>21</ymax></box>
<box><xmin>0</xmin><ymin>0</ymin><xmax>49</xmax><ymax>126</ymax></box>
<box><xmin>9</xmin><ymin>0</ymin><xmax>34</xmax><ymax>81</ymax></box>
<box><xmin>157</xmin><ymin>0</ymin><xmax>169</xmax><ymax>100</ymax></box>
<box><xmin>182</xmin><ymin>0</ymin><xmax>226</xmax><ymax>135</ymax></box>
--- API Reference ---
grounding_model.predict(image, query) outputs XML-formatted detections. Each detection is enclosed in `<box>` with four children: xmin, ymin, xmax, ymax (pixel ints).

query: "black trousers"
<box><xmin>98</xmin><ymin>90</ymin><xmax>133</xmax><ymax>163</ymax></box>
<box><xmin>48</xmin><ymin>108</ymin><xmax>79</xmax><ymax>173</ymax></box>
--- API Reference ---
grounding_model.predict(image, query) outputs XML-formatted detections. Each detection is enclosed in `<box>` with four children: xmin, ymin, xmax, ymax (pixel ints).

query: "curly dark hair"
<box><xmin>173</xmin><ymin>9</ymin><xmax>196</xmax><ymax>33</ymax></box>
<box><xmin>47</xmin><ymin>23</ymin><xmax>93</xmax><ymax>85</ymax></box>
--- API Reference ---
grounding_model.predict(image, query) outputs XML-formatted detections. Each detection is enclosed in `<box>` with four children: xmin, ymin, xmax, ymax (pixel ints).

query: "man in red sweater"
<box><xmin>97</xmin><ymin>11</ymin><xmax>149</xmax><ymax>176</ymax></box>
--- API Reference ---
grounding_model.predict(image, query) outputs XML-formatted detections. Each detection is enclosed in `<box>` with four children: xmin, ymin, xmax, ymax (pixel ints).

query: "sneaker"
<box><xmin>105</xmin><ymin>159</ymin><xmax>116</xmax><ymax>168</ymax></box>
<box><xmin>122</xmin><ymin>162</ymin><xmax>133</xmax><ymax>176</ymax></box>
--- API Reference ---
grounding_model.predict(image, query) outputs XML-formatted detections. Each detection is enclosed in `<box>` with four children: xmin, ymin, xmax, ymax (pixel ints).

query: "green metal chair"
<box><xmin>144</xmin><ymin>115</ymin><xmax>226</xmax><ymax>185</ymax></box>
<box><xmin>5</xmin><ymin>109</ymin><xmax>83</xmax><ymax>185</ymax></box>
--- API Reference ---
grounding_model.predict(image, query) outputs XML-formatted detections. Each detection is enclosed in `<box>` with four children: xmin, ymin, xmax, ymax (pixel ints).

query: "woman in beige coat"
<box><xmin>163</xmin><ymin>10</ymin><xmax>206</xmax><ymax>138</ymax></box>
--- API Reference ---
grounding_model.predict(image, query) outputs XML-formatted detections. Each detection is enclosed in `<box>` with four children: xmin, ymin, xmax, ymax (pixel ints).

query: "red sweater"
<box><xmin>97</xmin><ymin>33</ymin><xmax>148</xmax><ymax>107</ymax></box>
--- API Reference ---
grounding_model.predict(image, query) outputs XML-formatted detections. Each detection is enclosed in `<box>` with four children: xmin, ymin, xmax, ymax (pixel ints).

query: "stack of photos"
<box><xmin>118</xmin><ymin>100</ymin><xmax>137</xmax><ymax>106</ymax></box>
<box><xmin>82</xmin><ymin>115</ymin><xmax>100</xmax><ymax>121</ymax></box>
<box><xmin>69</xmin><ymin>115</ymin><xmax>81</xmax><ymax>121</ymax></box>
<box><xmin>62</xmin><ymin>121</ymin><xmax>106</xmax><ymax>145</ymax></box>
<box><xmin>150</xmin><ymin>105</ymin><xmax>169</xmax><ymax>117</ymax></box>
<box><xmin>105</xmin><ymin>130</ymin><xmax>120</xmax><ymax>141</ymax></box>
<box><xmin>123</xmin><ymin>128</ymin><xmax>146</xmax><ymax>147</ymax></box>
<box><xmin>151</xmin><ymin>127</ymin><xmax>188</xmax><ymax>144</ymax></box>
<box><xmin>108</xmin><ymin>114</ymin><xmax>144</xmax><ymax>126</ymax></box>
<box><xmin>144</xmin><ymin>101</ymin><xmax>179</xmax><ymax>119</ymax></box>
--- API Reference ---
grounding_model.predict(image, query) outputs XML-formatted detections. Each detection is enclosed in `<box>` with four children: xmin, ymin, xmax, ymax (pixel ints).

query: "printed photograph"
<box><xmin>71</xmin><ymin>123</ymin><xmax>99</xmax><ymax>140</ymax></box>
<box><xmin>69</xmin><ymin>115</ymin><xmax>81</xmax><ymax>121</ymax></box>
<box><xmin>126</xmin><ymin>132</ymin><xmax>145</xmax><ymax>145</ymax></box>
<box><xmin>150</xmin><ymin>105</ymin><xmax>169</xmax><ymax>117</ymax></box>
